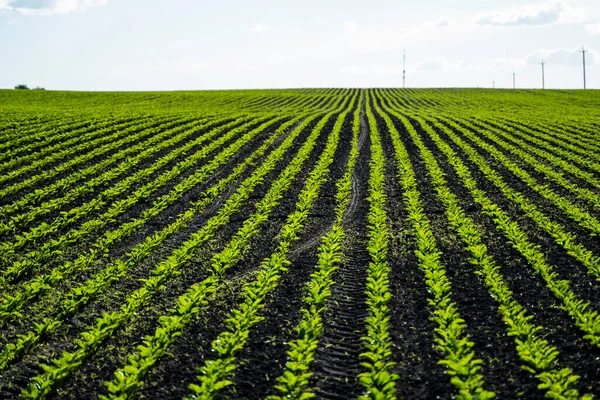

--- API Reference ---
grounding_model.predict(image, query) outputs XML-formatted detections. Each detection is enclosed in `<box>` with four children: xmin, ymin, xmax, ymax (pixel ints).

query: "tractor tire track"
<box><xmin>309</xmin><ymin>100</ymin><xmax>370</xmax><ymax>399</ymax></box>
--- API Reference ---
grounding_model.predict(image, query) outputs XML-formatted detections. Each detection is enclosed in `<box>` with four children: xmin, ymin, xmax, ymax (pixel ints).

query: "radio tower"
<box><xmin>581</xmin><ymin>45</ymin><xmax>587</xmax><ymax>89</ymax></box>
<box><xmin>402</xmin><ymin>49</ymin><xmax>406</xmax><ymax>89</ymax></box>
<box><xmin>539</xmin><ymin>59</ymin><xmax>546</xmax><ymax>89</ymax></box>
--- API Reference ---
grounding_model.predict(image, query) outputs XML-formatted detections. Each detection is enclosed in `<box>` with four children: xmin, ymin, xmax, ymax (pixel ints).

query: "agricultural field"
<box><xmin>0</xmin><ymin>87</ymin><xmax>599</xmax><ymax>399</ymax></box>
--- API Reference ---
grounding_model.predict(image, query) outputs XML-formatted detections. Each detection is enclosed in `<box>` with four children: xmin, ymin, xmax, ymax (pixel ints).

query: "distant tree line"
<box><xmin>14</xmin><ymin>84</ymin><xmax>45</xmax><ymax>90</ymax></box>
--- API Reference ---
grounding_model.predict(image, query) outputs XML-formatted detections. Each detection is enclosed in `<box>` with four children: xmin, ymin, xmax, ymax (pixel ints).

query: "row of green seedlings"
<box><xmin>370</xmin><ymin>94</ymin><xmax>495</xmax><ymax>400</ymax></box>
<box><xmin>242</xmin><ymin>89</ymin><xmax>342</xmax><ymax>113</ymax></box>
<box><xmin>452</xmin><ymin>115</ymin><xmax>600</xmax><ymax>236</ymax></box>
<box><xmin>0</xmin><ymin>115</ymin><xmax>142</xmax><ymax>173</ymax></box>
<box><xmin>0</xmin><ymin>110</ymin><xmax>74</xmax><ymax>127</ymax></box>
<box><xmin>0</xmin><ymin>116</ymin><xmax>270</xmax><ymax>285</ymax></box>
<box><xmin>294</xmin><ymin>90</ymin><xmax>349</xmax><ymax>112</ymax></box>
<box><xmin>399</xmin><ymin>105</ymin><xmax>600</xmax><ymax>349</ymax></box>
<box><xmin>248</xmin><ymin>93</ymin><xmax>303</xmax><ymax>112</ymax></box>
<box><xmin>268</xmin><ymin>93</ymin><xmax>361</xmax><ymax>400</ymax></box>
<box><xmin>501</xmin><ymin>117</ymin><xmax>600</xmax><ymax>156</ymax></box>
<box><xmin>100</xmin><ymin>95</ymin><xmax>356</xmax><ymax>400</ymax></box>
<box><xmin>0</xmin><ymin>97</ymin><xmax>337</xmax><ymax>385</ymax></box>
<box><xmin>13</xmin><ymin>102</ymin><xmax>349</xmax><ymax>398</ymax></box>
<box><xmin>280</xmin><ymin>93</ymin><xmax>333</xmax><ymax>114</ymax></box>
<box><xmin>464</xmin><ymin>115</ymin><xmax>600</xmax><ymax>208</ymax></box>
<box><xmin>0</xmin><ymin>116</ymin><xmax>200</xmax><ymax>220</ymax></box>
<box><xmin>377</xmin><ymin>95</ymin><xmax>592</xmax><ymax>399</ymax></box>
<box><xmin>240</xmin><ymin>88</ymin><xmax>346</xmax><ymax>114</ymax></box>
<box><xmin>0</xmin><ymin>115</ymin><xmax>263</xmax><ymax>262</ymax></box>
<box><xmin>570</xmin><ymin>117</ymin><xmax>600</xmax><ymax>137</ymax></box>
<box><xmin>0</xmin><ymin>114</ymin><xmax>310</xmax><ymax>324</ymax></box>
<box><xmin>0</xmin><ymin>114</ymin><xmax>193</xmax><ymax>200</ymax></box>
<box><xmin>478</xmin><ymin>115</ymin><xmax>600</xmax><ymax>175</ymax></box>
<box><xmin>513</xmin><ymin>114</ymin><xmax>600</xmax><ymax>179</ymax></box>
<box><xmin>18</xmin><ymin>104</ymin><xmax>347</xmax><ymax>399</ymax></box>
<box><xmin>381</xmin><ymin>89</ymin><xmax>436</xmax><ymax>111</ymax></box>
<box><xmin>432</xmin><ymin>116</ymin><xmax>600</xmax><ymax>282</ymax></box>
<box><xmin>348</xmin><ymin>94</ymin><xmax>399</xmax><ymax>400</ymax></box>
<box><xmin>0</xmin><ymin>115</ymin><xmax>199</xmax><ymax>228</ymax></box>
<box><xmin>389</xmin><ymin>90</ymin><xmax>600</xmax><ymax>178</ymax></box>
<box><xmin>390</xmin><ymin>90</ymin><xmax>600</xmax><ymax>250</ymax></box>
<box><xmin>0</xmin><ymin>115</ymin><xmax>106</xmax><ymax>157</ymax></box>
<box><xmin>228</xmin><ymin>93</ymin><xmax>297</xmax><ymax>116</ymax></box>
<box><xmin>221</xmin><ymin>90</ymin><xmax>338</xmax><ymax>117</ymax></box>
<box><xmin>0</xmin><ymin>115</ymin><xmax>67</xmax><ymax>144</ymax></box>
<box><xmin>0</xmin><ymin>111</ymin><xmax>115</xmax><ymax>143</ymax></box>
<box><xmin>0</xmin><ymin>110</ymin><xmax>313</xmax><ymax>375</ymax></box>
<box><xmin>379</xmin><ymin>90</ymin><xmax>600</xmax><ymax>338</ymax></box>
<box><xmin>286</xmin><ymin>92</ymin><xmax>342</xmax><ymax>113</ymax></box>
<box><xmin>0</xmin><ymin>114</ymin><xmax>187</xmax><ymax>191</ymax></box>
<box><xmin>180</xmin><ymin>96</ymin><xmax>357</xmax><ymax>400</ymax></box>
<box><xmin>497</xmin><ymin>115</ymin><xmax>600</xmax><ymax>166</ymax></box>
<box><xmin>443</xmin><ymin>114</ymin><xmax>600</xmax><ymax>233</ymax></box>
<box><xmin>563</xmin><ymin>119</ymin><xmax>600</xmax><ymax>147</ymax></box>
<box><xmin>490</xmin><ymin>115</ymin><xmax>600</xmax><ymax>195</ymax></box>
<box><xmin>237</xmin><ymin>91</ymin><xmax>299</xmax><ymax>111</ymax></box>
<box><xmin>0</xmin><ymin>91</ymin><xmax>350</xmax><ymax>286</ymax></box>
<box><xmin>0</xmin><ymin>116</ymin><xmax>194</xmax><ymax>230</ymax></box>
<box><xmin>0</xmin><ymin>115</ymin><xmax>237</xmax><ymax>240</ymax></box>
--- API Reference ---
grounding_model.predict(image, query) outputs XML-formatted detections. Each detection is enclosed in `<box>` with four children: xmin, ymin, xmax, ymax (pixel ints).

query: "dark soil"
<box><xmin>308</xmin><ymin>104</ymin><xmax>371</xmax><ymax>399</ymax></box>
<box><xmin>417</xmin><ymin>114</ymin><xmax>600</xmax><ymax>398</ymax></box>
<box><xmin>398</xmin><ymin>112</ymin><xmax>542</xmax><ymax>398</ymax></box>
<box><xmin>3</xmin><ymin>89</ymin><xmax>600</xmax><ymax>400</ymax></box>
<box><xmin>462</xmin><ymin>116</ymin><xmax>600</xmax><ymax>216</ymax></box>
<box><xmin>374</xmin><ymin>105</ymin><xmax>456</xmax><ymax>399</ymax></box>
<box><xmin>0</xmin><ymin>115</ymin><xmax>193</xmax><ymax>207</ymax></box>
<box><xmin>228</xmin><ymin>106</ymin><xmax>356</xmax><ymax>400</ymax></box>
<box><xmin>15</xmin><ymin>111</ymin><xmax>340</xmax><ymax>400</ymax></box>
<box><xmin>434</xmin><ymin>117</ymin><xmax>600</xmax><ymax>310</ymax></box>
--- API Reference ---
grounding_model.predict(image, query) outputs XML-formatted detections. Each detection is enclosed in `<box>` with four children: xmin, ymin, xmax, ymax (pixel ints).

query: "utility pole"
<box><xmin>581</xmin><ymin>45</ymin><xmax>587</xmax><ymax>89</ymax></box>
<box><xmin>512</xmin><ymin>69</ymin><xmax>516</xmax><ymax>89</ymax></box>
<box><xmin>402</xmin><ymin>49</ymin><xmax>406</xmax><ymax>89</ymax></box>
<box><xmin>539</xmin><ymin>59</ymin><xmax>546</xmax><ymax>89</ymax></box>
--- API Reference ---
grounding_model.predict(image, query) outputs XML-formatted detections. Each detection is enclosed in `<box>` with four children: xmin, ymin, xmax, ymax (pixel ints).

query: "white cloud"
<box><xmin>233</xmin><ymin>64</ymin><xmax>256</xmax><ymax>72</ymax></box>
<box><xmin>0</xmin><ymin>0</ymin><xmax>106</xmax><ymax>15</ymax></box>
<box><xmin>416</xmin><ymin>58</ymin><xmax>465</xmax><ymax>72</ymax></box>
<box><xmin>480</xmin><ymin>57</ymin><xmax>527</xmax><ymax>72</ymax></box>
<box><xmin>250</xmin><ymin>23</ymin><xmax>272</xmax><ymax>33</ymax></box>
<box><xmin>341</xmin><ymin>58</ymin><xmax>463</xmax><ymax>77</ymax></box>
<box><xmin>585</xmin><ymin>23</ymin><xmax>600</xmax><ymax>35</ymax></box>
<box><xmin>343</xmin><ymin>20</ymin><xmax>358</xmax><ymax>33</ymax></box>
<box><xmin>416</xmin><ymin>59</ymin><xmax>444</xmax><ymax>71</ymax></box>
<box><xmin>245</xmin><ymin>2</ymin><xmax>592</xmax><ymax>68</ymax></box>
<box><xmin>475</xmin><ymin>1</ymin><xmax>583</xmax><ymax>27</ymax></box>
<box><xmin>117</xmin><ymin>60</ymin><xmax>209</xmax><ymax>75</ymax></box>
<box><xmin>526</xmin><ymin>46</ymin><xmax>596</xmax><ymax>65</ymax></box>
<box><xmin>340</xmin><ymin>65</ymin><xmax>402</xmax><ymax>77</ymax></box>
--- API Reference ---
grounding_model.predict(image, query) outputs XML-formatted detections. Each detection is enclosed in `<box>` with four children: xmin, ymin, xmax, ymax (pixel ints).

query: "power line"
<box><xmin>402</xmin><ymin>49</ymin><xmax>406</xmax><ymax>89</ymax></box>
<box><xmin>580</xmin><ymin>45</ymin><xmax>587</xmax><ymax>89</ymax></box>
<box><xmin>539</xmin><ymin>59</ymin><xmax>546</xmax><ymax>89</ymax></box>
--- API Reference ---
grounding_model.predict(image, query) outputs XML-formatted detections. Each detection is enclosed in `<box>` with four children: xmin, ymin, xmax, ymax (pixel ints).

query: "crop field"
<box><xmin>1</xmin><ymin>88</ymin><xmax>600</xmax><ymax>399</ymax></box>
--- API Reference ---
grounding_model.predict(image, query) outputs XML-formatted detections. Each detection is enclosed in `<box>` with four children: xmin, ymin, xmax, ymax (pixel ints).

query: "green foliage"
<box><xmin>2</xmin><ymin>88</ymin><xmax>600</xmax><ymax>399</ymax></box>
<box><xmin>377</xmin><ymin>90</ymin><xmax>593</xmax><ymax>399</ymax></box>
<box><xmin>373</xmin><ymin>91</ymin><xmax>495</xmax><ymax>399</ymax></box>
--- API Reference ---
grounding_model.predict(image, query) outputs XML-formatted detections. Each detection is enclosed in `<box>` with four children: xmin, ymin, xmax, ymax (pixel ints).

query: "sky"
<box><xmin>1</xmin><ymin>0</ymin><xmax>599</xmax><ymax>90</ymax></box>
